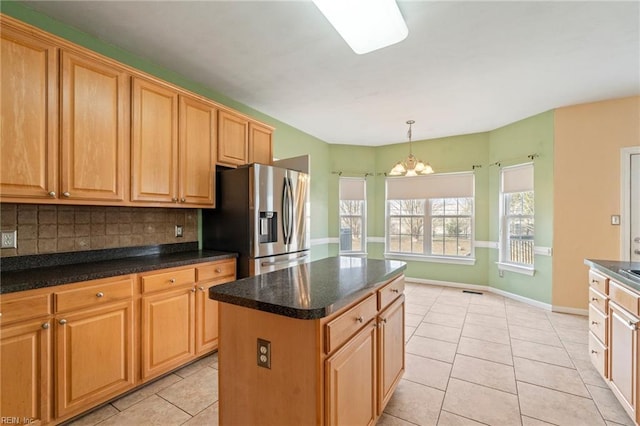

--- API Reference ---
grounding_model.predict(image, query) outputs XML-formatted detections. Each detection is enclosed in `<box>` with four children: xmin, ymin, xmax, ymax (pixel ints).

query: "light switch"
<box><xmin>611</xmin><ymin>215</ymin><xmax>620</xmax><ymax>226</ymax></box>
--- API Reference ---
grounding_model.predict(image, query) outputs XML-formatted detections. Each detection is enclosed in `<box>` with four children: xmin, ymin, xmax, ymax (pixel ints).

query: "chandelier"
<box><xmin>389</xmin><ymin>120</ymin><xmax>434</xmax><ymax>176</ymax></box>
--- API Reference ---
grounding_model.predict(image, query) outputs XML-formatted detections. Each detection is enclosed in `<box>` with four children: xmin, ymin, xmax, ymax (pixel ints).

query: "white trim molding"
<box><xmin>475</xmin><ymin>240</ymin><xmax>499</xmax><ymax>249</ymax></box>
<box><xmin>310</xmin><ymin>237</ymin><xmax>338</xmax><ymax>246</ymax></box>
<box><xmin>533</xmin><ymin>246</ymin><xmax>553</xmax><ymax>256</ymax></box>
<box><xmin>620</xmin><ymin>146</ymin><xmax>640</xmax><ymax>261</ymax></box>
<box><xmin>385</xmin><ymin>253</ymin><xmax>476</xmax><ymax>266</ymax></box>
<box><xmin>368</xmin><ymin>236</ymin><xmax>385</xmax><ymax>243</ymax></box>
<box><xmin>496</xmin><ymin>262</ymin><xmax>535</xmax><ymax>276</ymax></box>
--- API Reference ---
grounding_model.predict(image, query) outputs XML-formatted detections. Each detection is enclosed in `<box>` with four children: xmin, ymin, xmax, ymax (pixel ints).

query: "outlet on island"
<box><xmin>257</xmin><ymin>338</ymin><xmax>271</xmax><ymax>369</ymax></box>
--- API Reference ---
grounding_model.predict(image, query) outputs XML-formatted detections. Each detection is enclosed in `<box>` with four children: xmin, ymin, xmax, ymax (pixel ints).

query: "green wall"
<box><xmin>3</xmin><ymin>2</ymin><xmax>556</xmax><ymax>304</ymax></box>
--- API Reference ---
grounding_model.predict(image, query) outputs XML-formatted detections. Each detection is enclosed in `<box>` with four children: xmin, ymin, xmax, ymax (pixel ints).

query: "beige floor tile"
<box><xmin>406</xmin><ymin>312</ymin><xmax>426</xmax><ymax>327</ymax></box>
<box><xmin>513</xmin><ymin>356</ymin><xmax>589</xmax><ymax>397</ymax></box>
<box><xmin>563</xmin><ymin>341</ymin><xmax>590</xmax><ymax>362</ymax></box>
<box><xmin>384</xmin><ymin>379</ymin><xmax>445</xmax><ymax>426</ymax></box>
<box><xmin>424</xmin><ymin>311</ymin><xmax>466</xmax><ymax>328</ymax></box>
<box><xmin>547</xmin><ymin>312</ymin><xmax>589</xmax><ymax>330</ymax></box>
<box><xmin>158</xmin><ymin>366</ymin><xmax>218</xmax><ymax>416</ymax></box>
<box><xmin>429</xmin><ymin>303</ymin><xmax>469</xmax><ymax>317</ymax></box>
<box><xmin>405</xmin><ymin>325</ymin><xmax>417</xmax><ymax>343</ymax></box>
<box><xmin>573</xmin><ymin>358</ymin><xmax>609</xmax><ymax>388</ymax></box>
<box><xmin>111</xmin><ymin>373</ymin><xmax>183</xmax><ymax>411</ymax></box>
<box><xmin>404</xmin><ymin>353</ymin><xmax>452</xmax><ymax>391</ymax></box>
<box><xmin>555</xmin><ymin>325</ymin><xmax>590</xmax><ymax>344</ymax></box>
<box><xmin>506</xmin><ymin>315</ymin><xmax>555</xmax><ymax>331</ymax></box>
<box><xmin>518</xmin><ymin>381</ymin><xmax>605</xmax><ymax>426</ymax></box>
<box><xmin>442</xmin><ymin>378</ymin><xmax>520</xmax><ymax>425</ymax></box>
<box><xmin>451</xmin><ymin>354</ymin><xmax>516</xmax><ymax>394</ymax></box>
<box><xmin>410</xmin><ymin>295</ymin><xmax>438</xmax><ymax>307</ymax></box>
<box><xmin>468</xmin><ymin>295</ymin><xmax>505</xmax><ymax>307</ymax></box>
<box><xmin>437</xmin><ymin>410</ymin><xmax>485</xmax><ymax>425</ymax></box>
<box><xmin>435</xmin><ymin>297</ymin><xmax>470</xmax><ymax>308</ymax></box>
<box><xmin>521</xmin><ymin>415</ymin><xmax>556</xmax><ymax>425</ymax></box>
<box><xmin>464</xmin><ymin>312</ymin><xmax>508</xmax><ymax>329</ymax></box>
<box><xmin>376</xmin><ymin>413</ymin><xmax>416</xmax><ymax>425</ymax></box>
<box><xmin>66</xmin><ymin>404</ymin><xmax>118</xmax><ymax>426</ymax></box>
<box><xmin>406</xmin><ymin>335</ymin><xmax>457</xmax><ymax>363</ymax></box>
<box><xmin>415</xmin><ymin>322</ymin><xmax>462</xmax><ymax>343</ymax></box>
<box><xmin>406</xmin><ymin>303</ymin><xmax>431</xmax><ymax>316</ymax></box>
<box><xmin>456</xmin><ymin>336</ymin><xmax>513</xmax><ymax>366</ymax></box>
<box><xmin>461</xmin><ymin>323</ymin><xmax>510</xmax><ymax>345</ymax></box>
<box><xmin>587</xmin><ymin>384</ymin><xmax>635</xmax><ymax>426</ymax></box>
<box><xmin>99</xmin><ymin>395</ymin><xmax>191</xmax><ymax>426</ymax></box>
<box><xmin>511</xmin><ymin>339</ymin><xmax>574</xmax><ymax>368</ymax></box>
<box><xmin>174</xmin><ymin>354</ymin><xmax>216</xmax><ymax>378</ymax></box>
<box><xmin>182</xmin><ymin>402</ymin><xmax>219</xmax><ymax>426</ymax></box>
<box><xmin>509</xmin><ymin>326</ymin><xmax>563</xmax><ymax>347</ymax></box>
<box><xmin>466</xmin><ymin>303</ymin><xmax>506</xmax><ymax>318</ymax></box>
<box><xmin>506</xmin><ymin>308</ymin><xmax>549</xmax><ymax>322</ymax></box>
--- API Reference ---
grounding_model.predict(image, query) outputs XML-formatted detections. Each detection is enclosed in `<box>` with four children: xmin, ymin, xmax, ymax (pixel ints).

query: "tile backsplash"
<box><xmin>0</xmin><ymin>204</ymin><xmax>198</xmax><ymax>257</ymax></box>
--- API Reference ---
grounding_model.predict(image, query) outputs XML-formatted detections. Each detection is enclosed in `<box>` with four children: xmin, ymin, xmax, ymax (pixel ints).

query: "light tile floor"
<box><xmin>67</xmin><ymin>283</ymin><xmax>634</xmax><ymax>426</ymax></box>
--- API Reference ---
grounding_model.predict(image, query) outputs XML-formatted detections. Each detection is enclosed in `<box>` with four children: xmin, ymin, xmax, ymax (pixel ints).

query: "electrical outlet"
<box><xmin>257</xmin><ymin>338</ymin><xmax>271</xmax><ymax>369</ymax></box>
<box><xmin>1</xmin><ymin>231</ymin><xmax>17</xmax><ymax>248</ymax></box>
<box><xmin>175</xmin><ymin>225</ymin><xmax>184</xmax><ymax>238</ymax></box>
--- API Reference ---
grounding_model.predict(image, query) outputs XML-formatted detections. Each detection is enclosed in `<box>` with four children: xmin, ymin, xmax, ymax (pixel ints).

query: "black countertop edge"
<box><xmin>584</xmin><ymin>259</ymin><xmax>640</xmax><ymax>293</ymax></box>
<box><xmin>209</xmin><ymin>257</ymin><xmax>407</xmax><ymax>320</ymax></box>
<box><xmin>1</xmin><ymin>241</ymin><xmax>200</xmax><ymax>272</ymax></box>
<box><xmin>1</xmin><ymin>249</ymin><xmax>237</xmax><ymax>294</ymax></box>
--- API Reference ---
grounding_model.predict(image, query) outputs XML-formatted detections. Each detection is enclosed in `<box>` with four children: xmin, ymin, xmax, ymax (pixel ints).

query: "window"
<box><xmin>386</xmin><ymin>172</ymin><xmax>475</xmax><ymax>263</ymax></box>
<box><xmin>339</xmin><ymin>177</ymin><xmax>366</xmax><ymax>253</ymax></box>
<box><xmin>499</xmin><ymin>163</ymin><xmax>534</xmax><ymax>272</ymax></box>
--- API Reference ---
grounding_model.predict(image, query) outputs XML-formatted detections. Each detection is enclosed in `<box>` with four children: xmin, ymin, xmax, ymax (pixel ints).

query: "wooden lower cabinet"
<box><xmin>0</xmin><ymin>318</ymin><xmax>51</xmax><ymax>425</ymax></box>
<box><xmin>325</xmin><ymin>321</ymin><xmax>378</xmax><ymax>426</ymax></box>
<box><xmin>55</xmin><ymin>300</ymin><xmax>135</xmax><ymax>418</ymax></box>
<box><xmin>195</xmin><ymin>282</ymin><xmax>220</xmax><ymax>355</ymax></box>
<box><xmin>608</xmin><ymin>301</ymin><xmax>638</xmax><ymax>419</ymax></box>
<box><xmin>378</xmin><ymin>295</ymin><xmax>405</xmax><ymax>413</ymax></box>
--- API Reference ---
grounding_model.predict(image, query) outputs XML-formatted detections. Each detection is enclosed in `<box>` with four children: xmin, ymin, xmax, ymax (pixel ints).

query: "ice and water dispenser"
<box><xmin>258</xmin><ymin>211</ymin><xmax>278</xmax><ymax>243</ymax></box>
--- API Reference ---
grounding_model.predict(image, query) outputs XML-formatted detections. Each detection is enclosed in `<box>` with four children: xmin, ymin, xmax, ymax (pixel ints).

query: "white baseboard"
<box><xmin>406</xmin><ymin>277</ymin><xmax>585</xmax><ymax>316</ymax></box>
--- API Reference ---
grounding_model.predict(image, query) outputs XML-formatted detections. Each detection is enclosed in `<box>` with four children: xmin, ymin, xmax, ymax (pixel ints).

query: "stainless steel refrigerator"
<box><xmin>202</xmin><ymin>164</ymin><xmax>310</xmax><ymax>278</ymax></box>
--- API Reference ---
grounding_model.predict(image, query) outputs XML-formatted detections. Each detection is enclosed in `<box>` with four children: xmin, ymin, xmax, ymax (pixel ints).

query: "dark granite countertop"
<box><xmin>1</xmin><ymin>243</ymin><xmax>237</xmax><ymax>294</ymax></box>
<box><xmin>208</xmin><ymin>256</ymin><xmax>407</xmax><ymax>320</ymax></box>
<box><xmin>585</xmin><ymin>259</ymin><xmax>640</xmax><ymax>293</ymax></box>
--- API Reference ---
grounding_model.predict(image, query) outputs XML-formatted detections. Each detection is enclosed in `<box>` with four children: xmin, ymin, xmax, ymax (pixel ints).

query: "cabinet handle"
<box><xmin>191</xmin><ymin>288</ymin><xmax>196</xmax><ymax>293</ymax></box>
<box><xmin>172</xmin><ymin>197</ymin><xmax>178</xmax><ymax>203</ymax></box>
<box><xmin>62</xmin><ymin>192</ymin><xmax>71</xmax><ymax>197</ymax></box>
<box><xmin>48</xmin><ymin>191</ymin><xmax>56</xmax><ymax>197</ymax></box>
<box><xmin>591</xmin><ymin>297</ymin><xmax>598</xmax><ymax>302</ymax></box>
<box><xmin>391</xmin><ymin>288</ymin><xmax>399</xmax><ymax>293</ymax></box>
<box><xmin>381</xmin><ymin>318</ymin><xmax>388</xmax><ymax>323</ymax></box>
<box><xmin>96</xmin><ymin>292</ymin><xmax>104</xmax><ymax>298</ymax></box>
<box><xmin>629</xmin><ymin>320</ymin><xmax>638</xmax><ymax>329</ymax></box>
<box><xmin>169</xmin><ymin>278</ymin><xmax>176</xmax><ymax>283</ymax></box>
<box><xmin>356</xmin><ymin>316</ymin><xmax>363</xmax><ymax>323</ymax></box>
<box><xmin>199</xmin><ymin>287</ymin><xmax>205</xmax><ymax>291</ymax></box>
<box><xmin>180</xmin><ymin>198</ymin><xmax>186</xmax><ymax>203</ymax></box>
<box><xmin>59</xmin><ymin>319</ymin><xmax>67</xmax><ymax>325</ymax></box>
<box><xmin>591</xmin><ymin>349</ymin><xmax>598</xmax><ymax>354</ymax></box>
<box><xmin>215</xmin><ymin>268</ymin><xmax>222</xmax><ymax>273</ymax></box>
<box><xmin>42</xmin><ymin>323</ymin><xmax>49</xmax><ymax>329</ymax></box>
<box><xmin>591</xmin><ymin>321</ymin><xmax>598</xmax><ymax>325</ymax></box>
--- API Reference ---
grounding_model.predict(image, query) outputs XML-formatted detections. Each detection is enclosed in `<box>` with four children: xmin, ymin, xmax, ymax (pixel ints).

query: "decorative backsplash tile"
<box><xmin>0</xmin><ymin>204</ymin><xmax>198</xmax><ymax>257</ymax></box>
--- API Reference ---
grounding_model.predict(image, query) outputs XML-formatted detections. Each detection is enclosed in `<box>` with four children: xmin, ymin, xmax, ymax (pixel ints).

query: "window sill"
<box><xmin>384</xmin><ymin>253</ymin><xmax>476</xmax><ymax>266</ymax></box>
<box><xmin>339</xmin><ymin>252</ymin><xmax>367</xmax><ymax>258</ymax></box>
<box><xmin>496</xmin><ymin>262</ymin><xmax>535</xmax><ymax>276</ymax></box>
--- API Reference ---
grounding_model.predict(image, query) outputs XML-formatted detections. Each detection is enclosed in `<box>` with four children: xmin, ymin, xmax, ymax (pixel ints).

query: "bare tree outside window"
<box><xmin>340</xmin><ymin>200</ymin><xmax>364</xmax><ymax>252</ymax></box>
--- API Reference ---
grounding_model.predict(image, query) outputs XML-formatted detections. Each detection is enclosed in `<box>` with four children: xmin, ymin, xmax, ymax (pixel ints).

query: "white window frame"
<box><xmin>339</xmin><ymin>177</ymin><xmax>367</xmax><ymax>255</ymax></box>
<box><xmin>498</xmin><ymin>163</ymin><xmax>535</xmax><ymax>276</ymax></box>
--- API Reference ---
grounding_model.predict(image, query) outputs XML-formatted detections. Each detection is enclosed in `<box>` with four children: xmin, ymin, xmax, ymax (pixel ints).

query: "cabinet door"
<box><xmin>0</xmin><ymin>319</ymin><xmax>51</xmax><ymax>425</ymax></box>
<box><xmin>248</xmin><ymin>122</ymin><xmax>273</xmax><ymax>165</ymax></box>
<box><xmin>179</xmin><ymin>95</ymin><xmax>216</xmax><ymax>207</ymax></box>
<box><xmin>142</xmin><ymin>287</ymin><xmax>195</xmax><ymax>379</ymax></box>
<box><xmin>0</xmin><ymin>24</ymin><xmax>58</xmax><ymax>200</ymax></box>
<box><xmin>378</xmin><ymin>295</ymin><xmax>405</xmax><ymax>414</ymax></box>
<box><xmin>131</xmin><ymin>77</ymin><xmax>178</xmax><ymax>203</ymax></box>
<box><xmin>55</xmin><ymin>301</ymin><xmax>134</xmax><ymax>418</ymax></box>
<box><xmin>609</xmin><ymin>302</ymin><xmax>638</xmax><ymax>417</ymax></box>
<box><xmin>217</xmin><ymin>110</ymin><xmax>248</xmax><ymax>166</ymax></box>
<box><xmin>325</xmin><ymin>321</ymin><xmax>377</xmax><ymax>426</ymax></box>
<box><xmin>195</xmin><ymin>281</ymin><xmax>220</xmax><ymax>355</ymax></box>
<box><xmin>60</xmin><ymin>50</ymin><xmax>129</xmax><ymax>202</ymax></box>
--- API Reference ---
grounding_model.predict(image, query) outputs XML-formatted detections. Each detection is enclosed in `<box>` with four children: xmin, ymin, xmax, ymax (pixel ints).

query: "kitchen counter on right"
<box><xmin>584</xmin><ymin>259</ymin><xmax>640</xmax><ymax>293</ymax></box>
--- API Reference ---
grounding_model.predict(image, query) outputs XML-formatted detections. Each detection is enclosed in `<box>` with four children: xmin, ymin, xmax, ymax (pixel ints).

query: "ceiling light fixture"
<box><xmin>311</xmin><ymin>0</ymin><xmax>408</xmax><ymax>55</ymax></box>
<box><xmin>389</xmin><ymin>120</ymin><xmax>434</xmax><ymax>177</ymax></box>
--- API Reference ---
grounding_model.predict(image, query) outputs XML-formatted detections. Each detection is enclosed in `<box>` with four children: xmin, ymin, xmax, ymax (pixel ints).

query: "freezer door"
<box><xmin>286</xmin><ymin>169</ymin><xmax>311</xmax><ymax>252</ymax></box>
<box><xmin>252</xmin><ymin>164</ymin><xmax>288</xmax><ymax>258</ymax></box>
<box><xmin>252</xmin><ymin>251</ymin><xmax>311</xmax><ymax>275</ymax></box>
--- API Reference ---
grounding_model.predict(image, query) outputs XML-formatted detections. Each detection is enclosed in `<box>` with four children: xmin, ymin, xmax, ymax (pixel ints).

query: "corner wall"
<box><xmin>553</xmin><ymin>96</ymin><xmax>640</xmax><ymax>309</ymax></box>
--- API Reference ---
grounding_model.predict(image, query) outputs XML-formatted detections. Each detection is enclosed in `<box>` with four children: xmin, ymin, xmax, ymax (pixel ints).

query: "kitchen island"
<box><xmin>209</xmin><ymin>256</ymin><xmax>407</xmax><ymax>426</ymax></box>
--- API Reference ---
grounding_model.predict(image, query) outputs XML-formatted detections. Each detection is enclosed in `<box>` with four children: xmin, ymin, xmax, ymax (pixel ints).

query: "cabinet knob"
<box><xmin>629</xmin><ymin>320</ymin><xmax>638</xmax><ymax>329</ymax></box>
<box><xmin>96</xmin><ymin>292</ymin><xmax>104</xmax><ymax>298</ymax></box>
<box><xmin>591</xmin><ymin>279</ymin><xmax>599</xmax><ymax>284</ymax></box>
<box><xmin>215</xmin><ymin>268</ymin><xmax>222</xmax><ymax>273</ymax></box>
<box><xmin>591</xmin><ymin>321</ymin><xmax>598</xmax><ymax>325</ymax></box>
<box><xmin>172</xmin><ymin>197</ymin><xmax>178</xmax><ymax>202</ymax></box>
<box><xmin>356</xmin><ymin>316</ymin><xmax>363</xmax><ymax>323</ymax></box>
<box><xmin>199</xmin><ymin>287</ymin><xmax>205</xmax><ymax>291</ymax></box>
<box><xmin>591</xmin><ymin>297</ymin><xmax>598</xmax><ymax>302</ymax></box>
<box><xmin>48</xmin><ymin>191</ymin><xmax>56</xmax><ymax>197</ymax></box>
<box><xmin>391</xmin><ymin>288</ymin><xmax>399</xmax><ymax>293</ymax></box>
<box><xmin>59</xmin><ymin>319</ymin><xmax>67</xmax><ymax>325</ymax></box>
<box><xmin>180</xmin><ymin>198</ymin><xmax>186</xmax><ymax>203</ymax></box>
<box><xmin>62</xmin><ymin>192</ymin><xmax>71</xmax><ymax>197</ymax></box>
<box><xmin>42</xmin><ymin>323</ymin><xmax>50</xmax><ymax>329</ymax></box>
<box><xmin>591</xmin><ymin>349</ymin><xmax>598</xmax><ymax>354</ymax></box>
<box><xmin>169</xmin><ymin>278</ymin><xmax>176</xmax><ymax>283</ymax></box>
<box><xmin>191</xmin><ymin>287</ymin><xmax>196</xmax><ymax>293</ymax></box>
<box><xmin>382</xmin><ymin>318</ymin><xmax>388</xmax><ymax>323</ymax></box>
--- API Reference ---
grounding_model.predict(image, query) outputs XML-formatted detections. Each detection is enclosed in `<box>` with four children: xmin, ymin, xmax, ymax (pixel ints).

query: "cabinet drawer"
<box><xmin>588</xmin><ymin>331</ymin><xmax>608</xmax><ymax>378</ymax></box>
<box><xmin>141</xmin><ymin>268</ymin><xmax>195</xmax><ymax>294</ymax></box>
<box><xmin>197</xmin><ymin>260</ymin><xmax>236</xmax><ymax>282</ymax></box>
<box><xmin>325</xmin><ymin>294</ymin><xmax>377</xmax><ymax>354</ymax></box>
<box><xmin>609</xmin><ymin>280</ymin><xmax>640</xmax><ymax>316</ymax></box>
<box><xmin>588</xmin><ymin>286</ymin><xmax>608</xmax><ymax>314</ymax></box>
<box><xmin>1</xmin><ymin>293</ymin><xmax>51</xmax><ymax>324</ymax></box>
<box><xmin>55</xmin><ymin>276</ymin><xmax>133</xmax><ymax>313</ymax></box>
<box><xmin>378</xmin><ymin>275</ymin><xmax>405</xmax><ymax>311</ymax></box>
<box><xmin>588</xmin><ymin>304</ymin><xmax>607</xmax><ymax>344</ymax></box>
<box><xmin>588</xmin><ymin>270</ymin><xmax>608</xmax><ymax>294</ymax></box>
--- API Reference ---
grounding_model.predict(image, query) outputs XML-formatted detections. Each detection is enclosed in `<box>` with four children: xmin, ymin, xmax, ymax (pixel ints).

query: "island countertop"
<box><xmin>208</xmin><ymin>256</ymin><xmax>407</xmax><ymax>319</ymax></box>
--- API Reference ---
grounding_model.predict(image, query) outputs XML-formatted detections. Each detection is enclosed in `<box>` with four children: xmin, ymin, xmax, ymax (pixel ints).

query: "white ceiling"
<box><xmin>23</xmin><ymin>1</ymin><xmax>640</xmax><ymax>146</ymax></box>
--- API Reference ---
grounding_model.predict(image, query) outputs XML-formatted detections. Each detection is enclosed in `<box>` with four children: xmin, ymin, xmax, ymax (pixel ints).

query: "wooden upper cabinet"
<box><xmin>60</xmin><ymin>50</ymin><xmax>129</xmax><ymax>202</ymax></box>
<box><xmin>218</xmin><ymin>109</ymin><xmax>248</xmax><ymax>167</ymax></box>
<box><xmin>179</xmin><ymin>95</ymin><xmax>216</xmax><ymax>207</ymax></box>
<box><xmin>249</xmin><ymin>122</ymin><xmax>273</xmax><ymax>165</ymax></box>
<box><xmin>0</xmin><ymin>23</ymin><xmax>58</xmax><ymax>200</ymax></box>
<box><xmin>131</xmin><ymin>77</ymin><xmax>179</xmax><ymax>203</ymax></box>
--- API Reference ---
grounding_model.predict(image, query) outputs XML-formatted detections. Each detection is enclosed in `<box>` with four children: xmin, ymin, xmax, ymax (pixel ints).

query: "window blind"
<box><xmin>501</xmin><ymin>163</ymin><xmax>534</xmax><ymax>193</ymax></box>
<box><xmin>386</xmin><ymin>172</ymin><xmax>474</xmax><ymax>200</ymax></box>
<box><xmin>339</xmin><ymin>177</ymin><xmax>366</xmax><ymax>200</ymax></box>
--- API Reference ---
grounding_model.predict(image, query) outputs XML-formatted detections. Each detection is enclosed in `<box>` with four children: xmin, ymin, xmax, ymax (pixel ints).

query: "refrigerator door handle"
<box><xmin>260</xmin><ymin>253</ymin><xmax>309</xmax><ymax>267</ymax></box>
<box><xmin>286</xmin><ymin>177</ymin><xmax>294</xmax><ymax>245</ymax></box>
<box><xmin>282</xmin><ymin>177</ymin><xmax>290</xmax><ymax>244</ymax></box>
